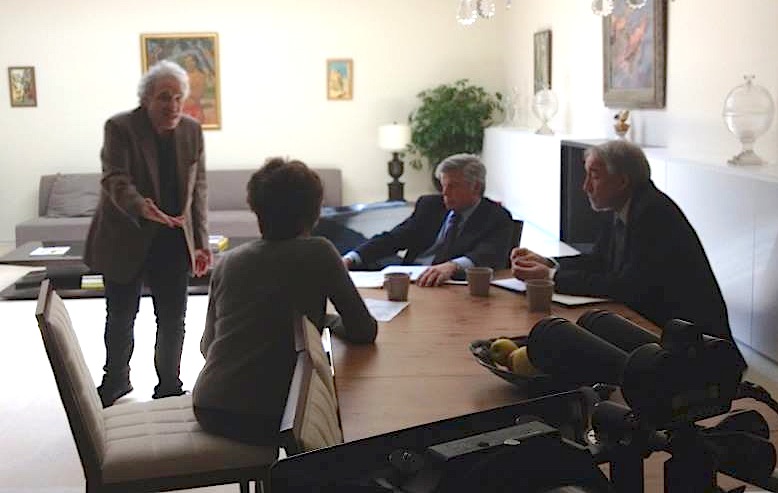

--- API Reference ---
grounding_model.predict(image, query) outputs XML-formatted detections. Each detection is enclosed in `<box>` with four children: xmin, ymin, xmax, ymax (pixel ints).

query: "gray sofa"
<box><xmin>15</xmin><ymin>168</ymin><xmax>343</xmax><ymax>247</ymax></box>
<box><xmin>15</xmin><ymin>169</ymin><xmax>416</xmax><ymax>254</ymax></box>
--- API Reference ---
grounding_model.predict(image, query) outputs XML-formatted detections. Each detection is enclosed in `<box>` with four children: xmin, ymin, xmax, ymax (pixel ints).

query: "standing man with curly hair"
<box><xmin>85</xmin><ymin>60</ymin><xmax>212</xmax><ymax>407</ymax></box>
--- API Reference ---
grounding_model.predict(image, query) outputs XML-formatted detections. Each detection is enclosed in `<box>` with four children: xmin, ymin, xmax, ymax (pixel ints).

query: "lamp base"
<box><xmin>387</xmin><ymin>152</ymin><xmax>406</xmax><ymax>201</ymax></box>
<box><xmin>388</xmin><ymin>181</ymin><xmax>405</xmax><ymax>202</ymax></box>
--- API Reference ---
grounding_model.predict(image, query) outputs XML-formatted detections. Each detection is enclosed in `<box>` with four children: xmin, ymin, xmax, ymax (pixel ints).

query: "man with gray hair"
<box><xmin>511</xmin><ymin>140</ymin><xmax>742</xmax><ymax>361</ymax></box>
<box><xmin>85</xmin><ymin>60</ymin><xmax>212</xmax><ymax>406</ymax></box>
<box><xmin>343</xmin><ymin>153</ymin><xmax>514</xmax><ymax>287</ymax></box>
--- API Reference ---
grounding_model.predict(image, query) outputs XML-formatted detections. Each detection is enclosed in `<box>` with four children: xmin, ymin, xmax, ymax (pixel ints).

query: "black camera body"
<box><xmin>396</xmin><ymin>420</ymin><xmax>611</xmax><ymax>493</ymax></box>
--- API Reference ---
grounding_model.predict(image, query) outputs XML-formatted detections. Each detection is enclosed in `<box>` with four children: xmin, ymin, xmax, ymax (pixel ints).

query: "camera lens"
<box><xmin>577</xmin><ymin>309</ymin><xmax>659</xmax><ymax>353</ymax></box>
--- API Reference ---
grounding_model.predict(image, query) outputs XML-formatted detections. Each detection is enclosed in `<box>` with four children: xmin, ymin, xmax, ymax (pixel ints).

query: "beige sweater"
<box><xmin>193</xmin><ymin>236</ymin><xmax>377</xmax><ymax>416</ymax></box>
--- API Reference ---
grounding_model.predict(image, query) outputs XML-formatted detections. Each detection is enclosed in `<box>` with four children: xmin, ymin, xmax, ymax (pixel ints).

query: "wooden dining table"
<box><xmin>332</xmin><ymin>274</ymin><xmax>658</xmax><ymax>442</ymax></box>
<box><xmin>323</xmin><ymin>275</ymin><xmax>778</xmax><ymax>492</ymax></box>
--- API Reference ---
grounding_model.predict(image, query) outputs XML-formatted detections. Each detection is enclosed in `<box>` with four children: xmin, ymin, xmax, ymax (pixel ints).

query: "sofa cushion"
<box><xmin>45</xmin><ymin>173</ymin><xmax>101</xmax><ymax>218</ymax></box>
<box><xmin>206</xmin><ymin>170</ymin><xmax>253</xmax><ymax>212</ymax></box>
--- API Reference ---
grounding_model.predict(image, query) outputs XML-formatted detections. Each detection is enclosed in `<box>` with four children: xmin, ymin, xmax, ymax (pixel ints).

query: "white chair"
<box><xmin>35</xmin><ymin>279</ymin><xmax>343</xmax><ymax>493</ymax></box>
<box><xmin>284</xmin><ymin>315</ymin><xmax>344</xmax><ymax>453</ymax></box>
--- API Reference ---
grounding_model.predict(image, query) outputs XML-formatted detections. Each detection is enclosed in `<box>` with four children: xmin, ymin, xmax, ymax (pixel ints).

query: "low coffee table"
<box><xmin>0</xmin><ymin>241</ymin><xmax>87</xmax><ymax>267</ymax></box>
<box><xmin>0</xmin><ymin>238</ymin><xmax>255</xmax><ymax>300</ymax></box>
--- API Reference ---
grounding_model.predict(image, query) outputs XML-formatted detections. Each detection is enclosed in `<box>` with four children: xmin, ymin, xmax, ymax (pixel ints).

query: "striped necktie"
<box><xmin>433</xmin><ymin>211</ymin><xmax>461</xmax><ymax>264</ymax></box>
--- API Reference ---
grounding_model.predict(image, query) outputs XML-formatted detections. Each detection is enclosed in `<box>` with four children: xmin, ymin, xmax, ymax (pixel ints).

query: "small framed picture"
<box><xmin>140</xmin><ymin>32</ymin><xmax>221</xmax><ymax>129</ymax></box>
<box><xmin>533</xmin><ymin>30</ymin><xmax>552</xmax><ymax>95</ymax></box>
<box><xmin>8</xmin><ymin>66</ymin><xmax>37</xmax><ymax>107</ymax></box>
<box><xmin>327</xmin><ymin>59</ymin><xmax>353</xmax><ymax>101</ymax></box>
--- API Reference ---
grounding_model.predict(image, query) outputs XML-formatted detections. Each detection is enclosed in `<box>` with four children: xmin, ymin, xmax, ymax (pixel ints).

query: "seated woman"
<box><xmin>193</xmin><ymin>157</ymin><xmax>377</xmax><ymax>445</ymax></box>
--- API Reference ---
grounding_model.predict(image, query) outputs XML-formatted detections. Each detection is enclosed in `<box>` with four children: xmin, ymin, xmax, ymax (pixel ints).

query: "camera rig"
<box><xmin>270</xmin><ymin>312</ymin><xmax>778</xmax><ymax>493</ymax></box>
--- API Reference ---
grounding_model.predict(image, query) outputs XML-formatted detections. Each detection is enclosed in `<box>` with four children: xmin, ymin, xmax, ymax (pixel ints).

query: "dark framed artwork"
<box><xmin>533</xmin><ymin>30</ymin><xmax>552</xmax><ymax>94</ymax></box>
<box><xmin>8</xmin><ymin>66</ymin><xmax>37</xmax><ymax>107</ymax></box>
<box><xmin>326</xmin><ymin>59</ymin><xmax>353</xmax><ymax>101</ymax></box>
<box><xmin>603</xmin><ymin>0</ymin><xmax>667</xmax><ymax>108</ymax></box>
<box><xmin>140</xmin><ymin>32</ymin><xmax>221</xmax><ymax>129</ymax></box>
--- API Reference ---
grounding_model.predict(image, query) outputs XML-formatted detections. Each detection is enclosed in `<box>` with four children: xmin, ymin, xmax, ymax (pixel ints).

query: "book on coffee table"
<box><xmin>208</xmin><ymin>235</ymin><xmax>229</xmax><ymax>253</ymax></box>
<box><xmin>30</xmin><ymin>246</ymin><xmax>71</xmax><ymax>256</ymax></box>
<box><xmin>80</xmin><ymin>275</ymin><xmax>104</xmax><ymax>290</ymax></box>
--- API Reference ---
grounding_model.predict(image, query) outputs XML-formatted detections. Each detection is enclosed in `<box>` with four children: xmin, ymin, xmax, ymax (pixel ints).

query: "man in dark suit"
<box><xmin>84</xmin><ymin>60</ymin><xmax>212</xmax><ymax>407</ymax></box>
<box><xmin>343</xmin><ymin>154</ymin><xmax>514</xmax><ymax>287</ymax></box>
<box><xmin>511</xmin><ymin>140</ymin><xmax>743</xmax><ymax>360</ymax></box>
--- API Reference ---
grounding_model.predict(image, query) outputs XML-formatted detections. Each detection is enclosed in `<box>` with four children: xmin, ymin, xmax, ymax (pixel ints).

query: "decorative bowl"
<box><xmin>469</xmin><ymin>335</ymin><xmax>573</xmax><ymax>397</ymax></box>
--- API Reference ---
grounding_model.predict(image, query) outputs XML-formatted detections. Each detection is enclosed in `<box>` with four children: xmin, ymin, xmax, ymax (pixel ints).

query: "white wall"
<box><xmin>0</xmin><ymin>0</ymin><xmax>506</xmax><ymax>243</ymax></box>
<box><xmin>502</xmin><ymin>0</ymin><xmax>778</xmax><ymax>164</ymax></box>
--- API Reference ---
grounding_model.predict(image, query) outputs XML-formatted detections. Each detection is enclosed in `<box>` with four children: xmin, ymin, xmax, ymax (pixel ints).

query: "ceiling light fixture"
<box><xmin>592</xmin><ymin>0</ymin><xmax>674</xmax><ymax>17</ymax></box>
<box><xmin>456</xmin><ymin>0</ymin><xmax>511</xmax><ymax>26</ymax></box>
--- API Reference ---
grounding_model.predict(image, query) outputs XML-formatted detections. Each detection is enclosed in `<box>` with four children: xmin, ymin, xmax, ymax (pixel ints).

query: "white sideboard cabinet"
<box><xmin>482</xmin><ymin>127</ymin><xmax>778</xmax><ymax>362</ymax></box>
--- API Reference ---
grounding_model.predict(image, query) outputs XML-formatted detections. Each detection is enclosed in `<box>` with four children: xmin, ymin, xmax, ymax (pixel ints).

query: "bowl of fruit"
<box><xmin>469</xmin><ymin>336</ymin><xmax>570</xmax><ymax>396</ymax></box>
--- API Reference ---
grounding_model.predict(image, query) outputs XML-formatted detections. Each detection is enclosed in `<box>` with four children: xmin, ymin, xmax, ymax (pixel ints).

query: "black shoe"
<box><xmin>152</xmin><ymin>388</ymin><xmax>188</xmax><ymax>400</ymax></box>
<box><xmin>97</xmin><ymin>382</ymin><xmax>133</xmax><ymax>408</ymax></box>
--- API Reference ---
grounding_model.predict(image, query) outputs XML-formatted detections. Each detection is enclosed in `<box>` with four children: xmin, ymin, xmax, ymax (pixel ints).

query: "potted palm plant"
<box><xmin>406</xmin><ymin>79</ymin><xmax>502</xmax><ymax>188</ymax></box>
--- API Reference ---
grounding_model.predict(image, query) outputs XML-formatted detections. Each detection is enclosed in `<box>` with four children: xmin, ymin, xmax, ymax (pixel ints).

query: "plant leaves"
<box><xmin>407</xmin><ymin>79</ymin><xmax>502</xmax><ymax>170</ymax></box>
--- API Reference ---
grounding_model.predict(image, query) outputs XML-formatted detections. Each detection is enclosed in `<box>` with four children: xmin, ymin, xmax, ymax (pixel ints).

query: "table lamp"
<box><xmin>378</xmin><ymin>123</ymin><xmax>411</xmax><ymax>201</ymax></box>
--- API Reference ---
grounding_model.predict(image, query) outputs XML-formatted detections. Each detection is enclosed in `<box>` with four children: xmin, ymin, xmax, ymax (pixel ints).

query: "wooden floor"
<box><xmin>1</xmin><ymin>258</ymin><xmax>776</xmax><ymax>492</ymax></box>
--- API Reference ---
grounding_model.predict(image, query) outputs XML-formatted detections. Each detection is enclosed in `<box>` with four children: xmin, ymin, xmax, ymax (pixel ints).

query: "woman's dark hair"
<box><xmin>247</xmin><ymin>157</ymin><xmax>323</xmax><ymax>240</ymax></box>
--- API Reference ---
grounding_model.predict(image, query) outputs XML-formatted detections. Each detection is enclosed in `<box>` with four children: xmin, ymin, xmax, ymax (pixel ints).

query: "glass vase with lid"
<box><xmin>532</xmin><ymin>86</ymin><xmax>559</xmax><ymax>135</ymax></box>
<box><xmin>722</xmin><ymin>75</ymin><xmax>775</xmax><ymax>165</ymax></box>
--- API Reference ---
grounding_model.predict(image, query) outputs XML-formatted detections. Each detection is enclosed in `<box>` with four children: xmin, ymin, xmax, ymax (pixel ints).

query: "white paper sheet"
<box><xmin>350</xmin><ymin>270</ymin><xmax>467</xmax><ymax>288</ymax></box>
<box><xmin>491</xmin><ymin>277</ymin><xmax>526</xmax><ymax>292</ymax></box>
<box><xmin>380</xmin><ymin>265</ymin><xmax>428</xmax><ymax>282</ymax></box>
<box><xmin>363</xmin><ymin>298</ymin><xmax>409</xmax><ymax>322</ymax></box>
<box><xmin>30</xmin><ymin>246</ymin><xmax>70</xmax><ymax>256</ymax></box>
<box><xmin>490</xmin><ymin>277</ymin><xmax>610</xmax><ymax>306</ymax></box>
<box><xmin>349</xmin><ymin>271</ymin><xmax>386</xmax><ymax>288</ymax></box>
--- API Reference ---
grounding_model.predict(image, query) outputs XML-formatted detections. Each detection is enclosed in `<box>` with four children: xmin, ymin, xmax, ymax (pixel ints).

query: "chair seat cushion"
<box><xmin>101</xmin><ymin>395</ymin><xmax>278</xmax><ymax>484</ymax></box>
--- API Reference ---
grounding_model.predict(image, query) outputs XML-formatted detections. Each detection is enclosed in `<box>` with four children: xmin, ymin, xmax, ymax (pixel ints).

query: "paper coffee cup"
<box><xmin>384</xmin><ymin>272</ymin><xmax>410</xmax><ymax>301</ymax></box>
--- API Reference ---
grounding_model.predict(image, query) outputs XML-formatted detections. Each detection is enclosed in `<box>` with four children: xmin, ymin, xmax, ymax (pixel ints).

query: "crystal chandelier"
<box><xmin>456</xmin><ymin>0</ymin><xmax>512</xmax><ymax>26</ymax></box>
<box><xmin>591</xmin><ymin>0</ymin><xmax>648</xmax><ymax>16</ymax></box>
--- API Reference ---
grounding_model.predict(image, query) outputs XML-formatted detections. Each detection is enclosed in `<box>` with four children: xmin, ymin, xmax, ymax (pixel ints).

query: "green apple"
<box><xmin>509</xmin><ymin>346</ymin><xmax>539</xmax><ymax>376</ymax></box>
<box><xmin>490</xmin><ymin>338</ymin><xmax>519</xmax><ymax>367</ymax></box>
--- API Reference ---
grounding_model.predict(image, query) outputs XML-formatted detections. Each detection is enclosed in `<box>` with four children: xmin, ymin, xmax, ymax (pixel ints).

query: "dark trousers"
<box><xmin>102</xmin><ymin>228</ymin><xmax>190</xmax><ymax>395</ymax></box>
<box><xmin>194</xmin><ymin>405</ymin><xmax>280</xmax><ymax>446</ymax></box>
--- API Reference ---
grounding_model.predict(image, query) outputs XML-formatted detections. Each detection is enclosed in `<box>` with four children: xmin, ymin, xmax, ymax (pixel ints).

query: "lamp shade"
<box><xmin>378</xmin><ymin>123</ymin><xmax>411</xmax><ymax>151</ymax></box>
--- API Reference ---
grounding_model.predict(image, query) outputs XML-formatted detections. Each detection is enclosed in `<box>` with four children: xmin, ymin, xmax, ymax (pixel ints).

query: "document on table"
<box><xmin>363</xmin><ymin>298</ymin><xmax>409</xmax><ymax>322</ymax></box>
<box><xmin>350</xmin><ymin>265</ymin><xmax>429</xmax><ymax>287</ymax></box>
<box><xmin>380</xmin><ymin>265</ymin><xmax>428</xmax><ymax>282</ymax></box>
<box><xmin>350</xmin><ymin>270</ymin><xmax>466</xmax><ymax>288</ymax></box>
<box><xmin>490</xmin><ymin>277</ymin><xmax>610</xmax><ymax>306</ymax></box>
<box><xmin>349</xmin><ymin>271</ymin><xmax>385</xmax><ymax>288</ymax></box>
<box><xmin>30</xmin><ymin>246</ymin><xmax>70</xmax><ymax>256</ymax></box>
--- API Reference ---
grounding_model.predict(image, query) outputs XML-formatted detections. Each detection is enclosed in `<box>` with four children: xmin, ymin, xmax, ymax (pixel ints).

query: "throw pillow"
<box><xmin>45</xmin><ymin>174</ymin><xmax>101</xmax><ymax>217</ymax></box>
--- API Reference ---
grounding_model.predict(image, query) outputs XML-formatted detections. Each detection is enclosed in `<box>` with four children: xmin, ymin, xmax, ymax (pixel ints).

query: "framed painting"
<box><xmin>603</xmin><ymin>0</ymin><xmax>666</xmax><ymax>109</ymax></box>
<box><xmin>533</xmin><ymin>30</ymin><xmax>552</xmax><ymax>94</ymax></box>
<box><xmin>8</xmin><ymin>66</ymin><xmax>37</xmax><ymax>107</ymax></box>
<box><xmin>327</xmin><ymin>59</ymin><xmax>353</xmax><ymax>101</ymax></box>
<box><xmin>140</xmin><ymin>32</ymin><xmax>221</xmax><ymax>129</ymax></box>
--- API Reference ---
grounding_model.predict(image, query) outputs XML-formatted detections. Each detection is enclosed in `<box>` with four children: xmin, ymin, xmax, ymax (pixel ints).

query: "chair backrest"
<box><xmin>512</xmin><ymin>219</ymin><xmax>524</xmax><ymax>249</ymax></box>
<box><xmin>293</xmin><ymin>315</ymin><xmax>335</xmax><ymax>396</ymax></box>
<box><xmin>506</xmin><ymin>219</ymin><xmax>524</xmax><ymax>267</ymax></box>
<box><xmin>35</xmin><ymin>280</ymin><xmax>105</xmax><ymax>483</ymax></box>
<box><xmin>279</xmin><ymin>351</ymin><xmax>344</xmax><ymax>456</ymax></box>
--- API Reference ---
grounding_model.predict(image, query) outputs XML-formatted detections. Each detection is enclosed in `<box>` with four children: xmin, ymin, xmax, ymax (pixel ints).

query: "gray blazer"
<box><xmin>84</xmin><ymin>107</ymin><xmax>208</xmax><ymax>283</ymax></box>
